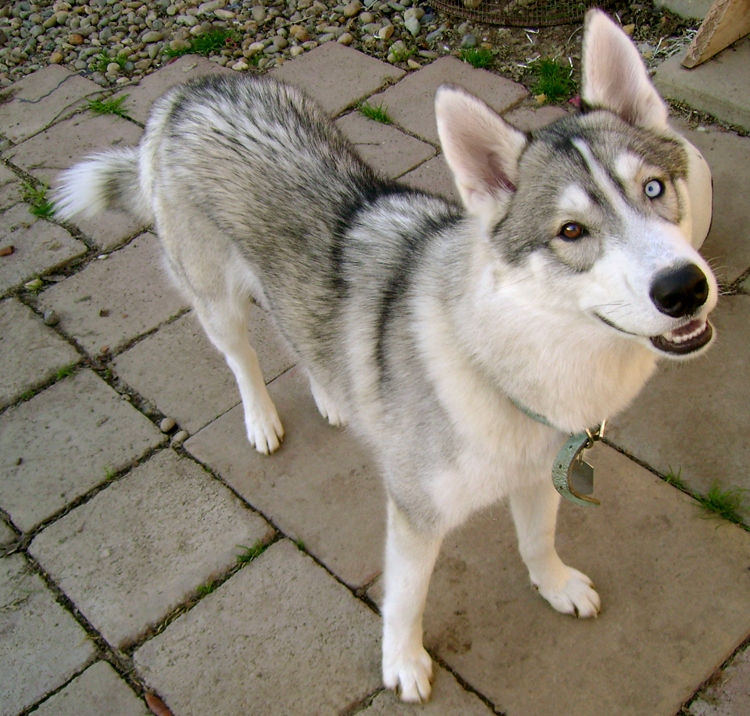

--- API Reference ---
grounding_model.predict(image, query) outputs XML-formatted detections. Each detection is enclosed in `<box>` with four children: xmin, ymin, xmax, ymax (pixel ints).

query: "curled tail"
<box><xmin>52</xmin><ymin>147</ymin><xmax>153</xmax><ymax>224</ymax></box>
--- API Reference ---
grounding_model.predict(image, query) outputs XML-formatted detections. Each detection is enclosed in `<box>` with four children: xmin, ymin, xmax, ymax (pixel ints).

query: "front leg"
<box><xmin>509</xmin><ymin>477</ymin><xmax>601</xmax><ymax>618</ymax></box>
<box><xmin>381</xmin><ymin>497</ymin><xmax>445</xmax><ymax>703</ymax></box>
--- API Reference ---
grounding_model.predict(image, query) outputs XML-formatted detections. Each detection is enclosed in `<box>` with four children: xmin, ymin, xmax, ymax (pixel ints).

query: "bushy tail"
<box><xmin>52</xmin><ymin>147</ymin><xmax>153</xmax><ymax>224</ymax></box>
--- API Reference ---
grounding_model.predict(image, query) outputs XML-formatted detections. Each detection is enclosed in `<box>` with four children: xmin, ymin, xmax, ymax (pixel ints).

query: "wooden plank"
<box><xmin>682</xmin><ymin>0</ymin><xmax>750</xmax><ymax>68</ymax></box>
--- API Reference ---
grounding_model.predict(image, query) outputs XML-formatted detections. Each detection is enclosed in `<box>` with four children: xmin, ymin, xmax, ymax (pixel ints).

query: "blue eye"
<box><xmin>644</xmin><ymin>179</ymin><xmax>664</xmax><ymax>199</ymax></box>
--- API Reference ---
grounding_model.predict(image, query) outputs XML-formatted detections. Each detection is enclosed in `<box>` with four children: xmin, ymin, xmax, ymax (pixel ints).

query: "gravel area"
<box><xmin>0</xmin><ymin>0</ymin><xmax>489</xmax><ymax>89</ymax></box>
<box><xmin>0</xmin><ymin>1</ymin><xmax>701</xmax><ymax>95</ymax></box>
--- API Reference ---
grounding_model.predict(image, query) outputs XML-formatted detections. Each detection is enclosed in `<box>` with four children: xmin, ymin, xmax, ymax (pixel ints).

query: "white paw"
<box><xmin>310</xmin><ymin>380</ymin><xmax>346</xmax><ymax>427</ymax></box>
<box><xmin>382</xmin><ymin>644</ymin><xmax>433</xmax><ymax>703</ymax></box>
<box><xmin>245</xmin><ymin>404</ymin><xmax>284</xmax><ymax>455</ymax></box>
<box><xmin>534</xmin><ymin>566</ymin><xmax>601</xmax><ymax>618</ymax></box>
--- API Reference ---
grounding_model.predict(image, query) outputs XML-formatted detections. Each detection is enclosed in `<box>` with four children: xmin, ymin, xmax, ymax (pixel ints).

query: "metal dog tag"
<box><xmin>570</xmin><ymin>458</ymin><xmax>594</xmax><ymax>495</ymax></box>
<box><xmin>552</xmin><ymin>431</ymin><xmax>601</xmax><ymax>507</ymax></box>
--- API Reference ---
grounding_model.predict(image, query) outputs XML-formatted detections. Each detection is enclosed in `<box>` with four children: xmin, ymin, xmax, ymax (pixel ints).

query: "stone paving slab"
<box><xmin>32</xmin><ymin>661</ymin><xmax>148</xmax><ymax>716</ymax></box>
<box><xmin>655</xmin><ymin>0</ymin><xmax>713</xmax><ymax>19</ymax></box>
<box><xmin>367</xmin><ymin>443</ymin><xmax>750</xmax><ymax>716</ymax></box>
<box><xmin>361</xmin><ymin>665</ymin><xmax>496</xmax><ymax>715</ymax></box>
<box><xmin>655</xmin><ymin>40</ymin><xmax>750</xmax><ymax>133</ymax></box>
<box><xmin>671</xmin><ymin>118</ymin><xmax>750</xmax><ymax>284</ymax></box>
<box><xmin>30</xmin><ymin>449</ymin><xmax>273</xmax><ymax>650</ymax></box>
<box><xmin>111</xmin><ymin>55</ymin><xmax>234</xmax><ymax>126</ymax></box>
<box><xmin>186</xmin><ymin>366</ymin><xmax>385</xmax><ymax>588</ymax></box>
<box><xmin>271</xmin><ymin>42</ymin><xmax>405</xmax><ymax>116</ymax></box>
<box><xmin>687</xmin><ymin>647</ymin><xmax>750</xmax><ymax>716</ymax></box>
<box><xmin>401</xmin><ymin>154</ymin><xmax>459</xmax><ymax>202</ymax></box>
<box><xmin>503</xmin><ymin>102</ymin><xmax>569</xmax><ymax>132</ymax></box>
<box><xmin>0</xmin><ymin>163</ymin><xmax>21</xmax><ymax>212</ymax></box>
<box><xmin>38</xmin><ymin>232</ymin><xmax>188</xmax><ymax>357</ymax></box>
<box><xmin>336</xmin><ymin>111</ymin><xmax>436</xmax><ymax>179</ymax></box>
<box><xmin>0</xmin><ymin>520</ymin><xmax>16</xmax><ymax>546</ymax></box>
<box><xmin>0</xmin><ymin>66</ymin><xmax>102</xmax><ymax>144</ymax></box>
<box><xmin>0</xmin><ymin>297</ymin><xmax>79</xmax><ymax>409</ymax></box>
<box><xmin>0</xmin><ymin>370</ymin><xmax>165</xmax><ymax>532</ymax></box>
<box><xmin>0</xmin><ymin>554</ymin><xmax>96</xmax><ymax>716</ymax></box>
<box><xmin>134</xmin><ymin>539</ymin><xmax>381</xmax><ymax>716</ymax></box>
<box><xmin>0</xmin><ymin>203</ymin><xmax>87</xmax><ymax>295</ymax></box>
<box><xmin>608</xmin><ymin>294</ymin><xmax>750</xmax><ymax>507</ymax></box>
<box><xmin>113</xmin><ymin>308</ymin><xmax>295</xmax><ymax>435</ymax></box>
<box><xmin>369</xmin><ymin>57</ymin><xmax>529</xmax><ymax>145</ymax></box>
<box><xmin>3</xmin><ymin>112</ymin><xmax>145</xmax><ymax>251</ymax></box>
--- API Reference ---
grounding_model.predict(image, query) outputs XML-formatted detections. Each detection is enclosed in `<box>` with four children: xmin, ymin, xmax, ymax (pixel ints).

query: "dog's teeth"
<box><xmin>664</xmin><ymin>320</ymin><xmax>707</xmax><ymax>345</ymax></box>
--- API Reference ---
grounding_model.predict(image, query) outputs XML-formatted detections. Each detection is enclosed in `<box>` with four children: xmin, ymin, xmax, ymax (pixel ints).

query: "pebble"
<box><xmin>172</xmin><ymin>429</ymin><xmax>189</xmax><ymax>444</ymax></box>
<box><xmin>378</xmin><ymin>24</ymin><xmax>393</xmax><ymax>40</ymax></box>
<box><xmin>461</xmin><ymin>34</ymin><xmax>477</xmax><ymax>48</ymax></box>
<box><xmin>42</xmin><ymin>309</ymin><xmax>59</xmax><ymax>326</ymax></box>
<box><xmin>404</xmin><ymin>16</ymin><xmax>420</xmax><ymax>37</ymax></box>
<box><xmin>343</xmin><ymin>1</ymin><xmax>362</xmax><ymax>18</ymax></box>
<box><xmin>159</xmin><ymin>416</ymin><xmax>176</xmax><ymax>432</ymax></box>
<box><xmin>49</xmin><ymin>51</ymin><xmax>63</xmax><ymax>64</ymax></box>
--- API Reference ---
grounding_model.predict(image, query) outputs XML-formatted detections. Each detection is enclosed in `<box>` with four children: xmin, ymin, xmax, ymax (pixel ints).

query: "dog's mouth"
<box><xmin>650</xmin><ymin>318</ymin><xmax>713</xmax><ymax>355</ymax></box>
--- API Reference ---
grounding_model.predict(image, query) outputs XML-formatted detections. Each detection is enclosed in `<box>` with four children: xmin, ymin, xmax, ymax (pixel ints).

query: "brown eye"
<box><xmin>560</xmin><ymin>222</ymin><xmax>584</xmax><ymax>241</ymax></box>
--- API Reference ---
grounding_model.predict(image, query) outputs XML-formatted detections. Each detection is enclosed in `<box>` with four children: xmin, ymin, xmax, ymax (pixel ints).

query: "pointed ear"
<box><xmin>435</xmin><ymin>85</ymin><xmax>527</xmax><ymax>228</ymax></box>
<box><xmin>581</xmin><ymin>9</ymin><xmax>668</xmax><ymax>130</ymax></box>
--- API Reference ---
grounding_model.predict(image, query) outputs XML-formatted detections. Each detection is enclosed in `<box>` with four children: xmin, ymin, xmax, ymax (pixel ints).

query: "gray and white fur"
<box><xmin>54</xmin><ymin>10</ymin><xmax>718</xmax><ymax>703</ymax></box>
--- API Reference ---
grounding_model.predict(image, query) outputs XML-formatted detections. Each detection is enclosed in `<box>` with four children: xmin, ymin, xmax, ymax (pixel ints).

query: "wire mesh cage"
<box><xmin>429</xmin><ymin>0</ymin><xmax>606</xmax><ymax>27</ymax></box>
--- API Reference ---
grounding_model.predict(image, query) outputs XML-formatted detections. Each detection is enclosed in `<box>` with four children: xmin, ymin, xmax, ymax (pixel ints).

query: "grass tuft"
<box><xmin>389</xmin><ymin>45</ymin><xmax>414</xmax><ymax>63</ymax></box>
<box><xmin>236</xmin><ymin>540</ymin><xmax>268</xmax><ymax>564</ymax></box>
<box><xmin>165</xmin><ymin>29</ymin><xmax>239</xmax><ymax>59</ymax></box>
<box><xmin>92</xmin><ymin>51</ymin><xmax>128</xmax><ymax>74</ymax></box>
<box><xmin>664</xmin><ymin>466</ymin><xmax>686</xmax><ymax>490</ymax></box>
<box><xmin>697</xmin><ymin>483</ymin><xmax>748</xmax><ymax>525</ymax></box>
<box><xmin>87</xmin><ymin>94</ymin><xmax>131</xmax><ymax>119</ymax></box>
<box><xmin>530</xmin><ymin>58</ymin><xmax>576</xmax><ymax>103</ymax></box>
<box><xmin>196</xmin><ymin>581</ymin><xmax>218</xmax><ymax>597</ymax></box>
<box><xmin>459</xmin><ymin>47</ymin><xmax>496</xmax><ymax>70</ymax></box>
<box><xmin>21</xmin><ymin>182</ymin><xmax>54</xmax><ymax>218</ymax></box>
<box><xmin>55</xmin><ymin>363</ymin><xmax>77</xmax><ymax>381</ymax></box>
<box><xmin>358</xmin><ymin>101</ymin><xmax>392</xmax><ymax>124</ymax></box>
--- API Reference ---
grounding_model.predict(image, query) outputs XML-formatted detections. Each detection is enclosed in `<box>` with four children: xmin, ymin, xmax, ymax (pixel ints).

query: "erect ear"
<box><xmin>435</xmin><ymin>85</ymin><xmax>527</xmax><ymax>229</ymax></box>
<box><xmin>581</xmin><ymin>9</ymin><xmax>669</xmax><ymax>130</ymax></box>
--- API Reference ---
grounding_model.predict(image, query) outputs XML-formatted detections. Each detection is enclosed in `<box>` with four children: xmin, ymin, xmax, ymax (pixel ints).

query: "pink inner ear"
<box><xmin>487</xmin><ymin>153</ymin><xmax>516</xmax><ymax>193</ymax></box>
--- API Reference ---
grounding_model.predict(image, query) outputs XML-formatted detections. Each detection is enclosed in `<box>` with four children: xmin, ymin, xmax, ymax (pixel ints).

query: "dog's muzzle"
<box><xmin>649</xmin><ymin>263</ymin><xmax>713</xmax><ymax>355</ymax></box>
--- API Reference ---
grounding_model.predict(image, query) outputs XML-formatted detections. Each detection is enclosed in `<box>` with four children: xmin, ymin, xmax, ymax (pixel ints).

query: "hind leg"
<box><xmin>509</xmin><ymin>477</ymin><xmax>600</xmax><ymax>617</ymax></box>
<box><xmin>193</xmin><ymin>297</ymin><xmax>284</xmax><ymax>455</ymax></box>
<box><xmin>308</xmin><ymin>372</ymin><xmax>346</xmax><ymax>427</ymax></box>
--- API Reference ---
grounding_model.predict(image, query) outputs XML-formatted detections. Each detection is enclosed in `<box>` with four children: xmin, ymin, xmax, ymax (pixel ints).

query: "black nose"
<box><xmin>650</xmin><ymin>264</ymin><xmax>709</xmax><ymax>318</ymax></box>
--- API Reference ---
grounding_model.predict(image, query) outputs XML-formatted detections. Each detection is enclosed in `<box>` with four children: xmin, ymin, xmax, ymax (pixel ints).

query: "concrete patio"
<box><xmin>1</xmin><ymin>37</ymin><xmax>749</xmax><ymax>716</ymax></box>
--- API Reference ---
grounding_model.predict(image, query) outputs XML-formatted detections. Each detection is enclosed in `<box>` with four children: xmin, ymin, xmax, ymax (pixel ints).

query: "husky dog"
<box><xmin>54</xmin><ymin>10</ymin><xmax>717</xmax><ymax>703</ymax></box>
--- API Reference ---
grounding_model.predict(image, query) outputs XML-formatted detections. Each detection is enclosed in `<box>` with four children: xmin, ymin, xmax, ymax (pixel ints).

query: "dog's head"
<box><xmin>436</xmin><ymin>9</ymin><xmax>717</xmax><ymax>360</ymax></box>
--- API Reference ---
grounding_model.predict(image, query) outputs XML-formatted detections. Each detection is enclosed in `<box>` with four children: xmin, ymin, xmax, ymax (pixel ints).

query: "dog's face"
<box><xmin>436</xmin><ymin>9</ymin><xmax>717</xmax><ymax>360</ymax></box>
<box><xmin>504</xmin><ymin>110</ymin><xmax>717</xmax><ymax>359</ymax></box>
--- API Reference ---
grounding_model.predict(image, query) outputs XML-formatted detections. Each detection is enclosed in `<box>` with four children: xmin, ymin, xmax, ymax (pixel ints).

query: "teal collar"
<box><xmin>510</xmin><ymin>398</ymin><xmax>606</xmax><ymax>507</ymax></box>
